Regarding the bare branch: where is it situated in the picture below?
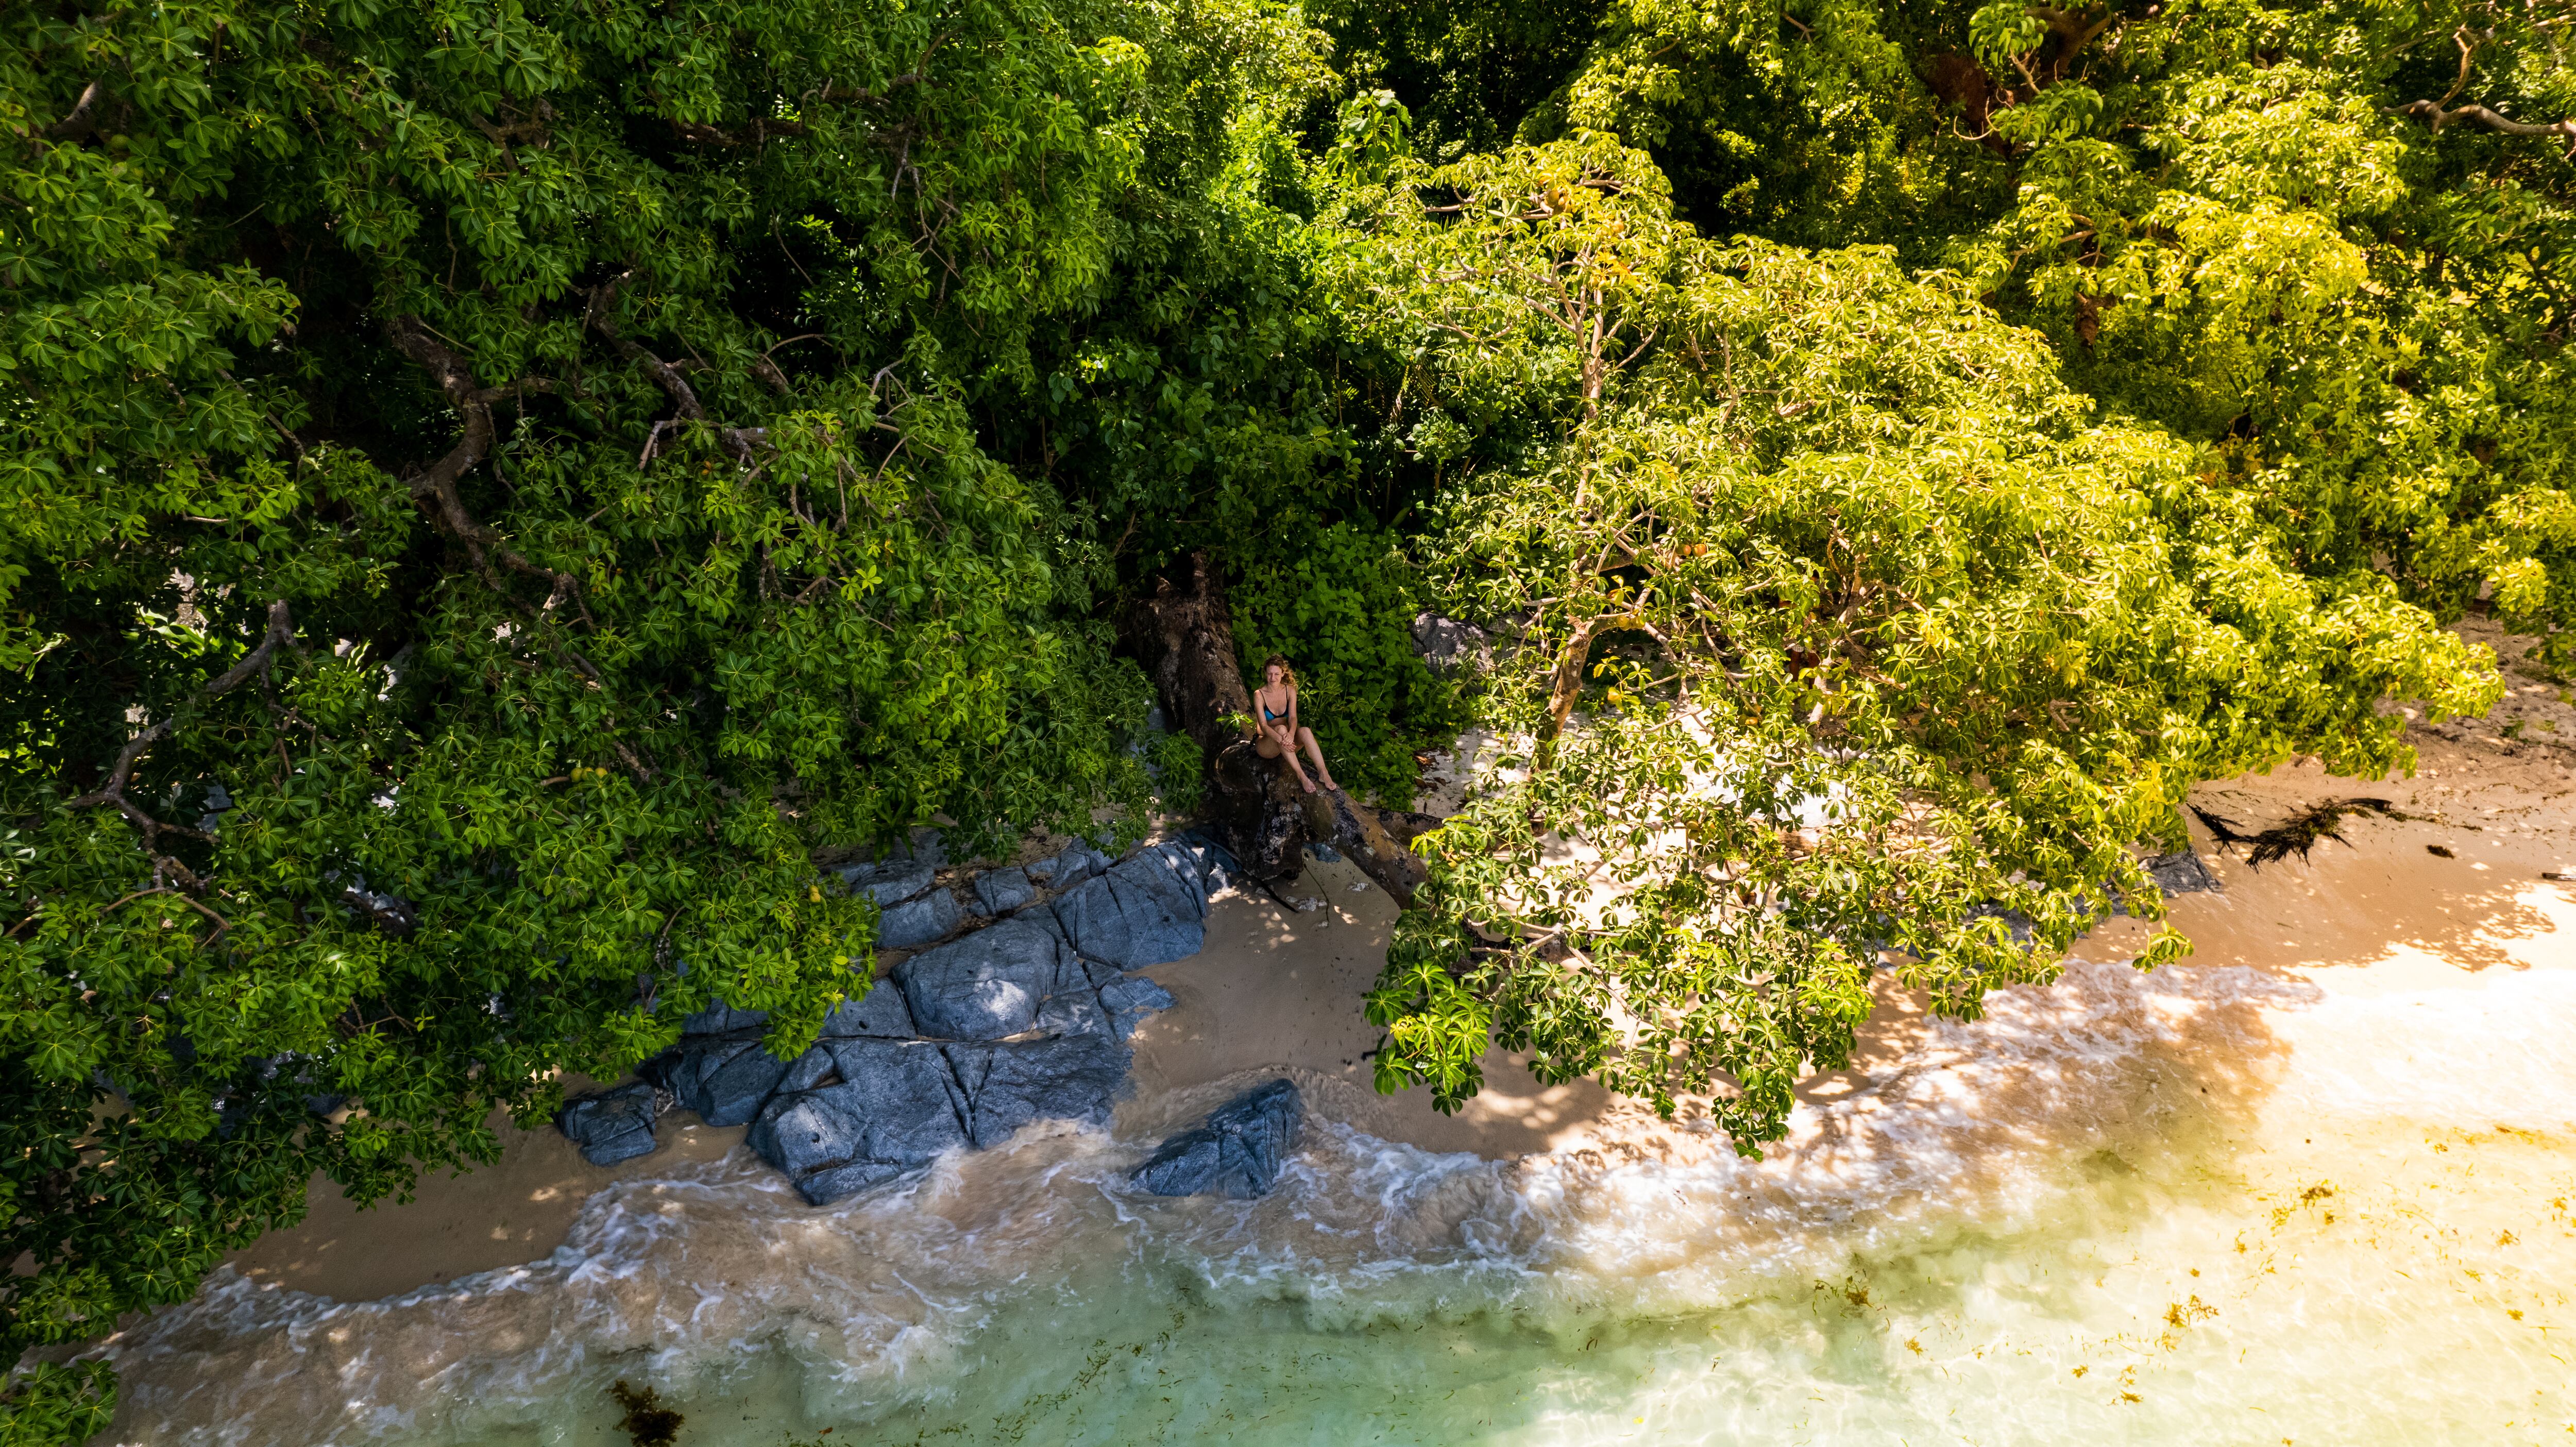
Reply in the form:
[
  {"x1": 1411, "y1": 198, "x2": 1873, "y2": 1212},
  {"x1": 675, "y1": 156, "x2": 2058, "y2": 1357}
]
[
  {"x1": 66, "y1": 600, "x2": 298, "y2": 870},
  {"x1": 97, "y1": 886, "x2": 232, "y2": 938},
  {"x1": 383, "y1": 315, "x2": 600, "y2": 624},
  {"x1": 2393, "y1": 97, "x2": 2576, "y2": 146},
  {"x1": 585, "y1": 275, "x2": 768, "y2": 463}
]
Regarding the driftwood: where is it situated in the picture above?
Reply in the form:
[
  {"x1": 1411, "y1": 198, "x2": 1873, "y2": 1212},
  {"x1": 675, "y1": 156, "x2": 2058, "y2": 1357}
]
[{"x1": 1125, "y1": 552, "x2": 1429, "y2": 907}]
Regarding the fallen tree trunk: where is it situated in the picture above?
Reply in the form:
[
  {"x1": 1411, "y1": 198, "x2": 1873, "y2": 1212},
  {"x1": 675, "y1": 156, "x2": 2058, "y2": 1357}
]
[{"x1": 1125, "y1": 551, "x2": 1430, "y2": 907}]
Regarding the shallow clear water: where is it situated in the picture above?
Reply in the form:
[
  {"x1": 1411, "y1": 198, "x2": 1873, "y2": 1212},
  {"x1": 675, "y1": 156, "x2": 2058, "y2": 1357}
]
[{"x1": 89, "y1": 959, "x2": 2576, "y2": 1445}]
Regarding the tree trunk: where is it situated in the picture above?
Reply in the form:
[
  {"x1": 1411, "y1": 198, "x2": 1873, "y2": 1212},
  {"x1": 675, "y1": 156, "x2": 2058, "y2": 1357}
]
[{"x1": 1125, "y1": 551, "x2": 1429, "y2": 907}]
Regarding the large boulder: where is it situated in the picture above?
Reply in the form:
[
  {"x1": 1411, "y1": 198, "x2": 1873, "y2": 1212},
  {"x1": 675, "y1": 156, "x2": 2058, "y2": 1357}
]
[
  {"x1": 748, "y1": 1040, "x2": 972, "y2": 1205},
  {"x1": 1050, "y1": 844, "x2": 1209, "y2": 970},
  {"x1": 1131, "y1": 1079, "x2": 1302, "y2": 1199},
  {"x1": 656, "y1": 1035, "x2": 798, "y2": 1127},
  {"x1": 942, "y1": 1033, "x2": 1132, "y2": 1149},
  {"x1": 557, "y1": 1081, "x2": 659, "y2": 1167},
  {"x1": 875, "y1": 889, "x2": 960, "y2": 949},
  {"x1": 1121, "y1": 841, "x2": 1211, "y2": 917},
  {"x1": 893, "y1": 917, "x2": 1088, "y2": 1040}
]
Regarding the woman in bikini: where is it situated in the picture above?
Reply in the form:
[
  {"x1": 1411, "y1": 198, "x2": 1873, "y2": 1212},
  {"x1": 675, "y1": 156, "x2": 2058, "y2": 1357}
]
[{"x1": 1252, "y1": 654, "x2": 1337, "y2": 794}]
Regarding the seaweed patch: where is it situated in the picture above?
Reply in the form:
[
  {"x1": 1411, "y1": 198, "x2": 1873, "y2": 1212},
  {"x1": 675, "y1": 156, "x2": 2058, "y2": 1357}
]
[
  {"x1": 2189, "y1": 798, "x2": 2409, "y2": 869},
  {"x1": 609, "y1": 1380, "x2": 683, "y2": 1447}
]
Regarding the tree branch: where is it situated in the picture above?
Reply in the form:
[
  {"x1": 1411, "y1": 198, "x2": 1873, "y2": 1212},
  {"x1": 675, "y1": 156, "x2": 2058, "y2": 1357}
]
[
  {"x1": 66, "y1": 600, "x2": 297, "y2": 875},
  {"x1": 584, "y1": 275, "x2": 767, "y2": 463},
  {"x1": 383, "y1": 315, "x2": 596, "y2": 622},
  {"x1": 97, "y1": 887, "x2": 232, "y2": 938},
  {"x1": 2392, "y1": 98, "x2": 2576, "y2": 146}
]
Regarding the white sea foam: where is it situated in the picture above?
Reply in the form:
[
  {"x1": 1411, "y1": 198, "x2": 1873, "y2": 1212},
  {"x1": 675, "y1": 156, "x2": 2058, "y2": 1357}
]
[{"x1": 82, "y1": 958, "x2": 2576, "y2": 1444}]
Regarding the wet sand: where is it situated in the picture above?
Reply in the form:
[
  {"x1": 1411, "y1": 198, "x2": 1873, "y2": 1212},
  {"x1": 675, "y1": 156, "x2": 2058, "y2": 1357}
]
[{"x1": 225, "y1": 618, "x2": 2576, "y2": 1304}]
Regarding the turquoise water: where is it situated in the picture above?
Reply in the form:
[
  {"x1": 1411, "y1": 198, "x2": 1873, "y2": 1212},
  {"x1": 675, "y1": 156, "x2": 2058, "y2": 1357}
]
[{"x1": 87, "y1": 960, "x2": 2576, "y2": 1445}]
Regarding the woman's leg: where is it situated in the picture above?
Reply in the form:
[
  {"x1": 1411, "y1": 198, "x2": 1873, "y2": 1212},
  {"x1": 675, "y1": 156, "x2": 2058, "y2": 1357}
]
[
  {"x1": 1262, "y1": 730, "x2": 1315, "y2": 791},
  {"x1": 1296, "y1": 727, "x2": 1337, "y2": 791}
]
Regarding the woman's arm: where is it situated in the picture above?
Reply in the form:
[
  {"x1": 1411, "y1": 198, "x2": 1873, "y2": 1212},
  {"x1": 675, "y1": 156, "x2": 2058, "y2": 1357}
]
[{"x1": 1260, "y1": 689, "x2": 1294, "y2": 747}]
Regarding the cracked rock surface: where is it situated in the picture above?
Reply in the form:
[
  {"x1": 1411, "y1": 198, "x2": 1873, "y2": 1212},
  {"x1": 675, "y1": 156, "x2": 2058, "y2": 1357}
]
[
  {"x1": 586, "y1": 832, "x2": 1231, "y2": 1204},
  {"x1": 1130, "y1": 1079, "x2": 1303, "y2": 1199}
]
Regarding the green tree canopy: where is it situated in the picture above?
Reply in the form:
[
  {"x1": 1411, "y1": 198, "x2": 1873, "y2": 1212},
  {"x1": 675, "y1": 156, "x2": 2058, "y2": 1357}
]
[
  {"x1": 7, "y1": 0, "x2": 2573, "y2": 1436},
  {"x1": 1343, "y1": 136, "x2": 2498, "y2": 1134},
  {"x1": 1, "y1": 0, "x2": 1340, "y2": 1431}
]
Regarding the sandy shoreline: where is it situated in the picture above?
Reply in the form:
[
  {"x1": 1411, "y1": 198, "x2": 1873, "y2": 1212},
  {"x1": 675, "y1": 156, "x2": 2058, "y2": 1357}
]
[{"x1": 225, "y1": 620, "x2": 2576, "y2": 1305}]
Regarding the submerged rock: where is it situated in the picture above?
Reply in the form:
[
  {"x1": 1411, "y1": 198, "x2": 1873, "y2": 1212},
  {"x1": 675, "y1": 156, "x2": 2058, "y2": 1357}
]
[
  {"x1": 557, "y1": 1081, "x2": 659, "y2": 1166},
  {"x1": 1130, "y1": 1079, "x2": 1301, "y2": 1199},
  {"x1": 749, "y1": 1040, "x2": 971, "y2": 1205}
]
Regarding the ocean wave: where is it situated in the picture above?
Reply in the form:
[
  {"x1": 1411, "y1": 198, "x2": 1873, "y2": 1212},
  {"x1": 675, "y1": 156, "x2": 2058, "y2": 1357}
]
[{"x1": 79, "y1": 958, "x2": 2576, "y2": 1444}]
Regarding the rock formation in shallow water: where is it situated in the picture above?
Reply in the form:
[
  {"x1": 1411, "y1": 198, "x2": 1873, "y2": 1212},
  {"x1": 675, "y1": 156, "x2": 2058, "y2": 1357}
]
[
  {"x1": 556, "y1": 1080, "x2": 662, "y2": 1166},
  {"x1": 1130, "y1": 1078, "x2": 1303, "y2": 1199},
  {"x1": 574, "y1": 833, "x2": 1217, "y2": 1201}
]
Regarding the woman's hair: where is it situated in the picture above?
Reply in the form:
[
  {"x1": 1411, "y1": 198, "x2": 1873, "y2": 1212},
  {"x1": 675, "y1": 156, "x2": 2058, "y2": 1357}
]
[{"x1": 1261, "y1": 653, "x2": 1295, "y2": 685}]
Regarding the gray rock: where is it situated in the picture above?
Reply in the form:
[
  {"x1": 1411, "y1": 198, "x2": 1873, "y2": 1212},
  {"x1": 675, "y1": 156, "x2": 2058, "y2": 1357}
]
[
  {"x1": 973, "y1": 866, "x2": 1036, "y2": 916},
  {"x1": 1131, "y1": 1079, "x2": 1302, "y2": 1199},
  {"x1": 1044, "y1": 843, "x2": 1111, "y2": 889},
  {"x1": 834, "y1": 859, "x2": 936, "y2": 907},
  {"x1": 2147, "y1": 849, "x2": 2219, "y2": 896},
  {"x1": 942, "y1": 1032, "x2": 1132, "y2": 1148},
  {"x1": 1092, "y1": 969, "x2": 1177, "y2": 1040},
  {"x1": 1411, "y1": 613, "x2": 1490, "y2": 674},
  {"x1": 1018, "y1": 905, "x2": 1070, "y2": 947},
  {"x1": 875, "y1": 889, "x2": 960, "y2": 949},
  {"x1": 557, "y1": 1081, "x2": 660, "y2": 1166},
  {"x1": 748, "y1": 1040, "x2": 971, "y2": 1205},
  {"x1": 893, "y1": 917, "x2": 1087, "y2": 1041},
  {"x1": 1035, "y1": 989, "x2": 1111, "y2": 1040},
  {"x1": 775, "y1": 1043, "x2": 839, "y2": 1095},
  {"x1": 1170, "y1": 832, "x2": 1241, "y2": 890},
  {"x1": 820, "y1": 984, "x2": 915, "y2": 1038},
  {"x1": 659, "y1": 1036, "x2": 799, "y2": 1127},
  {"x1": 897, "y1": 828, "x2": 950, "y2": 870},
  {"x1": 1305, "y1": 842, "x2": 1343, "y2": 864},
  {"x1": 1050, "y1": 869, "x2": 1205, "y2": 971},
  {"x1": 1122, "y1": 841, "x2": 1211, "y2": 919}
]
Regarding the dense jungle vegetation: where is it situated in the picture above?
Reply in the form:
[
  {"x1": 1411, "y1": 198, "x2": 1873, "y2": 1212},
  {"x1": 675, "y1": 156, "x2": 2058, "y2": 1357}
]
[{"x1": 4, "y1": 0, "x2": 2569, "y2": 1433}]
